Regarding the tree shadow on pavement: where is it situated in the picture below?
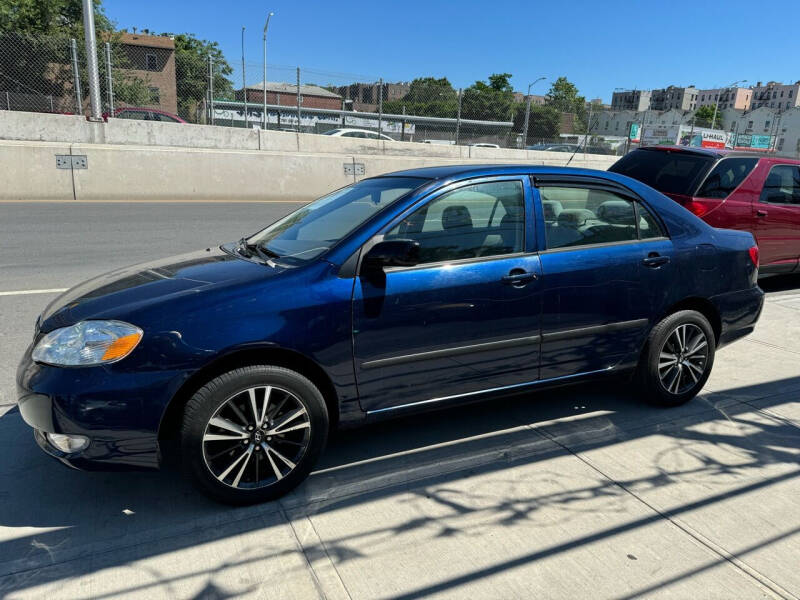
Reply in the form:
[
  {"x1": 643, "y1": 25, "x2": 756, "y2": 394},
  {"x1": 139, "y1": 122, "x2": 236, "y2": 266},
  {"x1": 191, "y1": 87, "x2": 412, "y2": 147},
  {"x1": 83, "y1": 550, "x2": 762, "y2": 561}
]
[{"x1": 0, "y1": 376, "x2": 797, "y2": 598}]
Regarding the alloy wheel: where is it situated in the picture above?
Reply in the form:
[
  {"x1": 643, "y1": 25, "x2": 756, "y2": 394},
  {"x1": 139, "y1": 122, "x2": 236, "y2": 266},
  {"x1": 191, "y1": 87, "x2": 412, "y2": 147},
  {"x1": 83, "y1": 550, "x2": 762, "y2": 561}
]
[
  {"x1": 657, "y1": 323, "x2": 709, "y2": 395},
  {"x1": 202, "y1": 385, "x2": 311, "y2": 489}
]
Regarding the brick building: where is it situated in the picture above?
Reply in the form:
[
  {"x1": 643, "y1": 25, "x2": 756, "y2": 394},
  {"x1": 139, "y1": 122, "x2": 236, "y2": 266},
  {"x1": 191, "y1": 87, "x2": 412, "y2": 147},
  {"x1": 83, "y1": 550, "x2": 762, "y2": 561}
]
[
  {"x1": 115, "y1": 33, "x2": 178, "y2": 114},
  {"x1": 239, "y1": 82, "x2": 342, "y2": 110},
  {"x1": 333, "y1": 82, "x2": 409, "y2": 112}
]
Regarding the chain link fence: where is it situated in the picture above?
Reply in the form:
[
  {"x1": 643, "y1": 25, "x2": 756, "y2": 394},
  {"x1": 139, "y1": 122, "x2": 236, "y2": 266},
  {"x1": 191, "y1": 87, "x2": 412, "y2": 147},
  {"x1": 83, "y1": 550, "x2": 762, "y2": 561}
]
[
  {"x1": 1, "y1": 30, "x2": 622, "y2": 151},
  {"x1": 0, "y1": 32, "x2": 78, "y2": 114}
]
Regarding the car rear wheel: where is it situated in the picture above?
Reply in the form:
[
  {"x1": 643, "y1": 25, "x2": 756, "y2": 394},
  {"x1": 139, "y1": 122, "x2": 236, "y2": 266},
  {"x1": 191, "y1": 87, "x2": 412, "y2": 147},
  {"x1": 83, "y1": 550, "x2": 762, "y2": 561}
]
[
  {"x1": 181, "y1": 365, "x2": 328, "y2": 505},
  {"x1": 637, "y1": 310, "x2": 715, "y2": 406}
]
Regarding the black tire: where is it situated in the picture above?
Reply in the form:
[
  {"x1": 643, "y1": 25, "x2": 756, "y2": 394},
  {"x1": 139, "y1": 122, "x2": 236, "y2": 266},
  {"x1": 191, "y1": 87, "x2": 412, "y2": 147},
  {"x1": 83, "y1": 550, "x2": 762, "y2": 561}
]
[
  {"x1": 637, "y1": 310, "x2": 715, "y2": 407},
  {"x1": 181, "y1": 365, "x2": 329, "y2": 505}
]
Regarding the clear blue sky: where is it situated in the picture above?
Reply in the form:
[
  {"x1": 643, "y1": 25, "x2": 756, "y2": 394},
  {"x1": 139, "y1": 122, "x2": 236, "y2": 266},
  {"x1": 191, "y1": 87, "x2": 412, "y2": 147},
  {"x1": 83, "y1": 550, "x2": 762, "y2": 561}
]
[{"x1": 105, "y1": 0, "x2": 800, "y2": 102}]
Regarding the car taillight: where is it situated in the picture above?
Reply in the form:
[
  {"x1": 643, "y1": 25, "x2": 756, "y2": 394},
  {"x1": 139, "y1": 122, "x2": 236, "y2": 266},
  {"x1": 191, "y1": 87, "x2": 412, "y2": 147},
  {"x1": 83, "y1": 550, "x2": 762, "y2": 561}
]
[
  {"x1": 748, "y1": 245, "x2": 759, "y2": 269},
  {"x1": 684, "y1": 198, "x2": 722, "y2": 218}
]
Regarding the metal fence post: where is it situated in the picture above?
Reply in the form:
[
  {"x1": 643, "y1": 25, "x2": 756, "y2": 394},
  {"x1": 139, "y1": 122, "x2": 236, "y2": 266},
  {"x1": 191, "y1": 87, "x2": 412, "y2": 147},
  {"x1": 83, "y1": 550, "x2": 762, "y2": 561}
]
[
  {"x1": 208, "y1": 56, "x2": 215, "y2": 125},
  {"x1": 377, "y1": 78, "x2": 383, "y2": 137},
  {"x1": 401, "y1": 105, "x2": 407, "y2": 142},
  {"x1": 81, "y1": 0, "x2": 103, "y2": 120},
  {"x1": 455, "y1": 88, "x2": 462, "y2": 145},
  {"x1": 70, "y1": 38, "x2": 83, "y2": 115},
  {"x1": 104, "y1": 42, "x2": 114, "y2": 115},
  {"x1": 296, "y1": 67, "x2": 301, "y2": 133},
  {"x1": 241, "y1": 27, "x2": 248, "y2": 129},
  {"x1": 5, "y1": 91, "x2": 10, "y2": 111}
]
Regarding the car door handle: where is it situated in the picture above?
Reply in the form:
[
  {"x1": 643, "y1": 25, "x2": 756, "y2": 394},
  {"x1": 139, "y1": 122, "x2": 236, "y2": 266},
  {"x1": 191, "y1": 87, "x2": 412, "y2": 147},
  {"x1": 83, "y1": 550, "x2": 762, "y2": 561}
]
[
  {"x1": 642, "y1": 255, "x2": 670, "y2": 268},
  {"x1": 756, "y1": 209, "x2": 768, "y2": 217},
  {"x1": 501, "y1": 271, "x2": 538, "y2": 285}
]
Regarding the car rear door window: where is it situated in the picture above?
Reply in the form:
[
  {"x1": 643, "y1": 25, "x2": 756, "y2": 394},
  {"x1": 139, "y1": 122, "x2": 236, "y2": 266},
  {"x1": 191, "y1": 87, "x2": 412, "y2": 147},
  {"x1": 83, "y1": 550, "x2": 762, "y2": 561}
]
[
  {"x1": 384, "y1": 180, "x2": 525, "y2": 264},
  {"x1": 696, "y1": 158, "x2": 758, "y2": 198},
  {"x1": 541, "y1": 187, "x2": 662, "y2": 249},
  {"x1": 760, "y1": 165, "x2": 800, "y2": 205}
]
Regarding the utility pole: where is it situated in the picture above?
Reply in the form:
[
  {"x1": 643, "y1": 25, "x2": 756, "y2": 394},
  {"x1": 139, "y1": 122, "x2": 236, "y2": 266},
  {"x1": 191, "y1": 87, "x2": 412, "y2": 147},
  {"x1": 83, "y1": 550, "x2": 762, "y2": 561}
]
[
  {"x1": 262, "y1": 12, "x2": 274, "y2": 130},
  {"x1": 81, "y1": 0, "x2": 103, "y2": 120}
]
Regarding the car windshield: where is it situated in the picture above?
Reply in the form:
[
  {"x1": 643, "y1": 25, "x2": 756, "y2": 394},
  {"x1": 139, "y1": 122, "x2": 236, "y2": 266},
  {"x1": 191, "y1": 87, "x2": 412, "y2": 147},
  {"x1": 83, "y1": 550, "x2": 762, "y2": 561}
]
[
  {"x1": 609, "y1": 149, "x2": 715, "y2": 196},
  {"x1": 246, "y1": 177, "x2": 428, "y2": 265},
  {"x1": 322, "y1": 129, "x2": 342, "y2": 135}
]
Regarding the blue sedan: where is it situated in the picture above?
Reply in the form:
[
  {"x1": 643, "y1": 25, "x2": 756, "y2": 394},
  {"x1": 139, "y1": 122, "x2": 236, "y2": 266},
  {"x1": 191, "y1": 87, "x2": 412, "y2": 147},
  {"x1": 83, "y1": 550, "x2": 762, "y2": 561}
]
[{"x1": 17, "y1": 165, "x2": 764, "y2": 504}]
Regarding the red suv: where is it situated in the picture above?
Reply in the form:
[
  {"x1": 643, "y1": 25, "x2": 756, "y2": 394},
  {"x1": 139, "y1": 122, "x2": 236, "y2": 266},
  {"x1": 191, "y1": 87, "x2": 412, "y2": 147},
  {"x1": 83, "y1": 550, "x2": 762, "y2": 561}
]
[{"x1": 610, "y1": 146, "x2": 800, "y2": 274}]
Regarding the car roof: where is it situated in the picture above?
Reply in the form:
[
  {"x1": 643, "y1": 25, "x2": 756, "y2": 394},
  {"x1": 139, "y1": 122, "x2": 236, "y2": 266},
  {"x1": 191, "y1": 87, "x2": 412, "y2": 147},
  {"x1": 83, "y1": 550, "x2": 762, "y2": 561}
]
[
  {"x1": 374, "y1": 164, "x2": 627, "y2": 182},
  {"x1": 638, "y1": 145, "x2": 762, "y2": 159},
  {"x1": 637, "y1": 145, "x2": 800, "y2": 164}
]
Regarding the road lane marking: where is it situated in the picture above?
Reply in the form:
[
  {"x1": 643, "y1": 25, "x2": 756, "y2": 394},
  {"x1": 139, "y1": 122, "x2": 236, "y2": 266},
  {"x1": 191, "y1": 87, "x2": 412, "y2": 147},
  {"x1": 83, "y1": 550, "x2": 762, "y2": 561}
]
[{"x1": 0, "y1": 288, "x2": 67, "y2": 297}]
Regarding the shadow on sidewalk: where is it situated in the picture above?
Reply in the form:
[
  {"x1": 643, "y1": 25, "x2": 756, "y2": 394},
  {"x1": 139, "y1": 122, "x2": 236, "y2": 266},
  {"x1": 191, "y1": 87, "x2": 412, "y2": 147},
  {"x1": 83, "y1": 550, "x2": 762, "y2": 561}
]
[{"x1": 0, "y1": 376, "x2": 797, "y2": 598}]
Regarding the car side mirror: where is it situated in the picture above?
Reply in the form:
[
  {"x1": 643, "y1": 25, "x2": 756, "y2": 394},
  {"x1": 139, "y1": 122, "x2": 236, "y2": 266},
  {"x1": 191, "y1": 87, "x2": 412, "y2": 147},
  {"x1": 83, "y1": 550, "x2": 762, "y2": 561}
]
[{"x1": 362, "y1": 239, "x2": 420, "y2": 270}]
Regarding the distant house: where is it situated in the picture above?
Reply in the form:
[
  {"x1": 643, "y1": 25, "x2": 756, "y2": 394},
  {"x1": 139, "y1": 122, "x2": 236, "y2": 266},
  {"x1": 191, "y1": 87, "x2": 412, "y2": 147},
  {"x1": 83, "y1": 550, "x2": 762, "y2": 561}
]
[
  {"x1": 113, "y1": 33, "x2": 178, "y2": 114},
  {"x1": 332, "y1": 82, "x2": 409, "y2": 112},
  {"x1": 238, "y1": 82, "x2": 342, "y2": 110}
]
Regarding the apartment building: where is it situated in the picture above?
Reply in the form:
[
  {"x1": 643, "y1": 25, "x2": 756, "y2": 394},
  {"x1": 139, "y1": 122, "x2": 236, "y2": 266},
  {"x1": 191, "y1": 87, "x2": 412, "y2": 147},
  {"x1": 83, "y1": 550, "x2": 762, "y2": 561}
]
[
  {"x1": 750, "y1": 81, "x2": 800, "y2": 112},
  {"x1": 610, "y1": 89, "x2": 651, "y2": 111},
  {"x1": 650, "y1": 86, "x2": 698, "y2": 111},
  {"x1": 695, "y1": 87, "x2": 752, "y2": 111}
]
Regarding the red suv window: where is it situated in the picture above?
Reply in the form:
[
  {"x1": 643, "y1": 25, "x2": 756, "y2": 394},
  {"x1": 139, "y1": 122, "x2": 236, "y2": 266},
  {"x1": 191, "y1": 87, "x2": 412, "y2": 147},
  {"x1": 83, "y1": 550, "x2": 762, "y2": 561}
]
[{"x1": 695, "y1": 157, "x2": 758, "y2": 199}]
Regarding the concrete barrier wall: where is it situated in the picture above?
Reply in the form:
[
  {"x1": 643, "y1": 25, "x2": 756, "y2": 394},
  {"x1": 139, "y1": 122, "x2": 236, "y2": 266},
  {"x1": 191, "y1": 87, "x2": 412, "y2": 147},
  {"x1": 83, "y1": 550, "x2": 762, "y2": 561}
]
[{"x1": 0, "y1": 111, "x2": 618, "y2": 202}]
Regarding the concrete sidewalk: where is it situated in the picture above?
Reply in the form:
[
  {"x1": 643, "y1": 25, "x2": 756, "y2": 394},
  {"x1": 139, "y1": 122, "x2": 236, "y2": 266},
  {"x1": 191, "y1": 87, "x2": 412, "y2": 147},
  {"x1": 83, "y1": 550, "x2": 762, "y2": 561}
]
[{"x1": 0, "y1": 292, "x2": 798, "y2": 599}]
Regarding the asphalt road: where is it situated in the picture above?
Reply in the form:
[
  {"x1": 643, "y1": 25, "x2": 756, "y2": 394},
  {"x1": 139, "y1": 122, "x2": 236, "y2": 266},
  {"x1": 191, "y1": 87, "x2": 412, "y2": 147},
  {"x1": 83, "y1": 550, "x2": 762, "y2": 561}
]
[{"x1": 1, "y1": 202, "x2": 799, "y2": 599}]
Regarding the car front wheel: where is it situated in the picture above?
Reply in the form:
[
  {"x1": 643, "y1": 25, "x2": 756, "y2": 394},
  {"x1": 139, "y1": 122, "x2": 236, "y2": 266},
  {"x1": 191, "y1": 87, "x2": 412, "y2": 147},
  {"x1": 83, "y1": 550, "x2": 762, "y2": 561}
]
[
  {"x1": 181, "y1": 365, "x2": 329, "y2": 505},
  {"x1": 638, "y1": 310, "x2": 715, "y2": 406}
]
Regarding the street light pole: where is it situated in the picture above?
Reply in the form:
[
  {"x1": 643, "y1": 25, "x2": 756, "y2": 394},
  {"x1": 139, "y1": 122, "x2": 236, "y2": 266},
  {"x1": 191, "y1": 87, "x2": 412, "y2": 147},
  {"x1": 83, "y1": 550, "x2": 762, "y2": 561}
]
[
  {"x1": 522, "y1": 76, "x2": 546, "y2": 148},
  {"x1": 262, "y1": 12, "x2": 274, "y2": 130},
  {"x1": 712, "y1": 79, "x2": 747, "y2": 131}
]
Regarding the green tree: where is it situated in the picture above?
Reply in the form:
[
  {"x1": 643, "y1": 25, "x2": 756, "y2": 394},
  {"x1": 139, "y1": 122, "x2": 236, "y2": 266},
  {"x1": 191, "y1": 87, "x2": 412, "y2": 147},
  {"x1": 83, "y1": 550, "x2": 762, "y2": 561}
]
[
  {"x1": 514, "y1": 103, "x2": 560, "y2": 141},
  {"x1": 545, "y1": 76, "x2": 587, "y2": 130},
  {"x1": 0, "y1": 0, "x2": 112, "y2": 35},
  {"x1": 692, "y1": 105, "x2": 723, "y2": 129},
  {"x1": 160, "y1": 32, "x2": 234, "y2": 121},
  {"x1": 383, "y1": 76, "x2": 458, "y2": 118},
  {"x1": 461, "y1": 72, "x2": 515, "y2": 121}
]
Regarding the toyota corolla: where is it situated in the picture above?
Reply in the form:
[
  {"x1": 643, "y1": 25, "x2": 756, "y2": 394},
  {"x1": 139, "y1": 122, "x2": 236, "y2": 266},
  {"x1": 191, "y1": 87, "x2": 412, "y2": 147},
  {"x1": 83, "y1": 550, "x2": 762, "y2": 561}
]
[{"x1": 17, "y1": 165, "x2": 764, "y2": 504}]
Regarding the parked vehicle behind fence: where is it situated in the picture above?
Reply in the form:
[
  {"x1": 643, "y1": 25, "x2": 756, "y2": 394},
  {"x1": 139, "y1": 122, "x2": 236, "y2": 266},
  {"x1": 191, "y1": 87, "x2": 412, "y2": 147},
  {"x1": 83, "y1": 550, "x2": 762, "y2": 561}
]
[
  {"x1": 322, "y1": 128, "x2": 393, "y2": 140},
  {"x1": 610, "y1": 146, "x2": 800, "y2": 274},
  {"x1": 17, "y1": 165, "x2": 763, "y2": 504}
]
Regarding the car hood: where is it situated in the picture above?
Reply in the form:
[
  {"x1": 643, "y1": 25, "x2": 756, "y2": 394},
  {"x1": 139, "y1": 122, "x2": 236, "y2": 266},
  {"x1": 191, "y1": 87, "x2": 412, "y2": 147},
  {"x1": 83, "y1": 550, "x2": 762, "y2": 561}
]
[{"x1": 39, "y1": 246, "x2": 279, "y2": 332}]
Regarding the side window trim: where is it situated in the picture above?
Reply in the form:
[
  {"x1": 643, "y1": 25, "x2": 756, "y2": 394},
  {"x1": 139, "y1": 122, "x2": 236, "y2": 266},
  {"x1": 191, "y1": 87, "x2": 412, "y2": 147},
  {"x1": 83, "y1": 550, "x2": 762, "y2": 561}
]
[{"x1": 357, "y1": 175, "x2": 530, "y2": 274}]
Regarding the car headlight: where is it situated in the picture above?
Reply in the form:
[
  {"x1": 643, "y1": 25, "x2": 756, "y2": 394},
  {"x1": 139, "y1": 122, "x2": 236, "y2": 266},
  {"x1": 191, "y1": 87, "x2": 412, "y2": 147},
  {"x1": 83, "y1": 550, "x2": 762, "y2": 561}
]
[{"x1": 32, "y1": 320, "x2": 143, "y2": 366}]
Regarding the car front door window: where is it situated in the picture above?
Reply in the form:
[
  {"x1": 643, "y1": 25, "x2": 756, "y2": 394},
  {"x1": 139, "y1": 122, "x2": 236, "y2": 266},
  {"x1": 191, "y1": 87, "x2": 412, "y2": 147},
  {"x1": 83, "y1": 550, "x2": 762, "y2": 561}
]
[
  {"x1": 352, "y1": 177, "x2": 541, "y2": 413},
  {"x1": 384, "y1": 180, "x2": 525, "y2": 263}
]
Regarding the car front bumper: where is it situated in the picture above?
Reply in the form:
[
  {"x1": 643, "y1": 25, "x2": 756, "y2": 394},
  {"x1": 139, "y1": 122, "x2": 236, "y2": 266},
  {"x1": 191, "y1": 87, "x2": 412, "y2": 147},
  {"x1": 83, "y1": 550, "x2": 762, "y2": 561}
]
[{"x1": 16, "y1": 347, "x2": 187, "y2": 471}]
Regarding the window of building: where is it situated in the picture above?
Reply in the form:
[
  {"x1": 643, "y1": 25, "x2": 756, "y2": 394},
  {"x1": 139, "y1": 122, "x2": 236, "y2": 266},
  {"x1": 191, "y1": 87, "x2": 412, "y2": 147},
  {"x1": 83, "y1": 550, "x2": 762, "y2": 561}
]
[
  {"x1": 748, "y1": 120, "x2": 753, "y2": 128},
  {"x1": 790, "y1": 90, "x2": 794, "y2": 98},
  {"x1": 385, "y1": 180, "x2": 525, "y2": 264},
  {"x1": 149, "y1": 86, "x2": 160, "y2": 104},
  {"x1": 765, "y1": 120, "x2": 771, "y2": 129},
  {"x1": 145, "y1": 53, "x2": 157, "y2": 71},
  {"x1": 780, "y1": 91, "x2": 784, "y2": 97}
]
